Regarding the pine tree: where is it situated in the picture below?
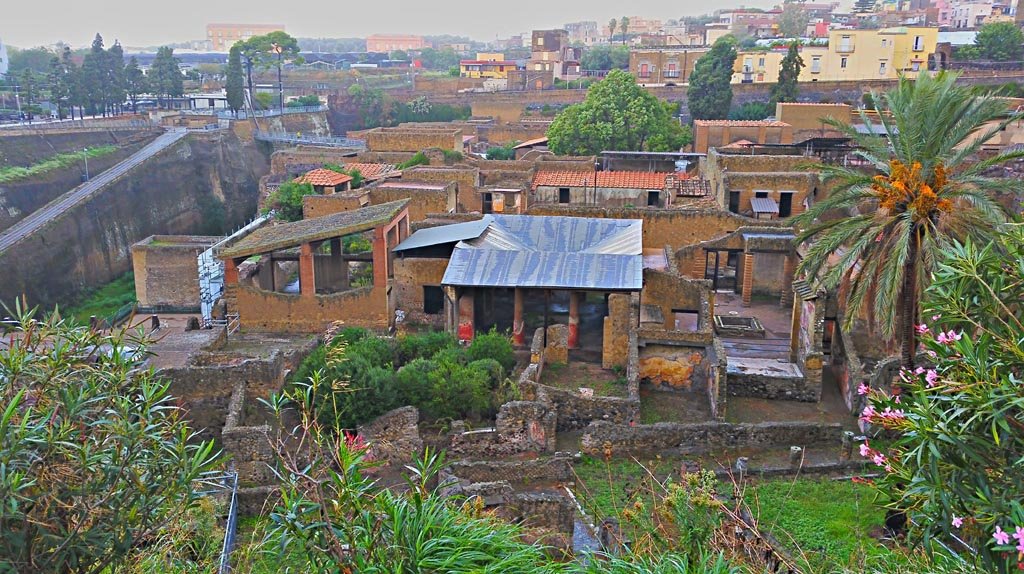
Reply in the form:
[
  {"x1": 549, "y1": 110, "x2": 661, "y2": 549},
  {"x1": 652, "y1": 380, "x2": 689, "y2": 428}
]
[
  {"x1": 61, "y1": 47, "x2": 81, "y2": 120},
  {"x1": 150, "y1": 46, "x2": 183, "y2": 107},
  {"x1": 771, "y1": 42, "x2": 804, "y2": 104},
  {"x1": 226, "y1": 46, "x2": 245, "y2": 115},
  {"x1": 124, "y1": 57, "x2": 146, "y2": 113},
  {"x1": 48, "y1": 55, "x2": 70, "y2": 120},
  {"x1": 688, "y1": 36, "x2": 737, "y2": 120},
  {"x1": 80, "y1": 34, "x2": 105, "y2": 116},
  {"x1": 106, "y1": 41, "x2": 127, "y2": 115}
]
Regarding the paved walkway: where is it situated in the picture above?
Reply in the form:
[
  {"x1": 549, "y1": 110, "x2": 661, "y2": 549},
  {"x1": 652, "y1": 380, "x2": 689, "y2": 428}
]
[{"x1": 0, "y1": 128, "x2": 187, "y2": 254}]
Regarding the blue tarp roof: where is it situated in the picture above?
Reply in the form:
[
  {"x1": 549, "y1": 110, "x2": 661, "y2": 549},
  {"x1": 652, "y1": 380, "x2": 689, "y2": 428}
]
[{"x1": 441, "y1": 215, "x2": 643, "y2": 291}]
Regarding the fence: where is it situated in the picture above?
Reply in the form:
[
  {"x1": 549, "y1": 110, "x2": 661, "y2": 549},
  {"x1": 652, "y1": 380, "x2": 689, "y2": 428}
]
[
  {"x1": 254, "y1": 130, "x2": 366, "y2": 149},
  {"x1": 193, "y1": 471, "x2": 240, "y2": 574},
  {"x1": 0, "y1": 118, "x2": 157, "y2": 134}
]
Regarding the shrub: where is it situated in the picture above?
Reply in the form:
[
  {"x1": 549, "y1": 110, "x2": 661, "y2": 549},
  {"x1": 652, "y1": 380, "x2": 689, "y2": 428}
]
[
  {"x1": 347, "y1": 336, "x2": 396, "y2": 368},
  {"x1": 397, "y1": 151, "x2": 430, "y2": 169},
  {"x1": 394, "y1": 358, "x2": 437, "y2": 408},
  {"x1": 427, "y1": 359, "x2": 492, "y2": 421},
  {"x1": 468, "y1": 358, "x2": 504, "y2": 387},
  {"x1": 485, "y1": 143, "x2": 517, "y2": 160},
  {"x1": 397, "y1": 331, "x2": 456, "y2": 364},
  {"x1": 466, "y1": 329, "x2": 516, "y2": 374},
  {"x1": 264, "y1": 181, "x2": 315, "y2": 222}
]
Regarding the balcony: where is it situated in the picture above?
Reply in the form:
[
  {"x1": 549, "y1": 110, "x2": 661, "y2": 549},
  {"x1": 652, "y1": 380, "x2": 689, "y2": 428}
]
[
  {"x1": 664, "y1": 70, "x2": 681, "y2": 78},
  {"x1": 835, "y1": 39, "x2": 855, "y2": 53}
]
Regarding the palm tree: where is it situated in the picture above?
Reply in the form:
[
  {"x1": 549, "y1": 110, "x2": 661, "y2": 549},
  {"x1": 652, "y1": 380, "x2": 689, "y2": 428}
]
[
  {"x1": 608, "y1": 19, "x2": 617, "y2": 43},
  {"x1": 620, "y1": 17, "x2": 630, "y2": 45},
  {"x1": 792, "y1": 71, "x2": 1021, "y2": 368}
]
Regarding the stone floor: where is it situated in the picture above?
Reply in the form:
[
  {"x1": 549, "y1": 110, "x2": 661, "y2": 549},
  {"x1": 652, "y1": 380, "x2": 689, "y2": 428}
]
[
  {"x1": 714, "y1": 291, "x2": 792, "y2": 360},
  {"x1": 138, "y1": 314, "x2": 222, "y2": 370},
  {"x1": 725, "y1": 367, "x2": 858, "y2": 431}
]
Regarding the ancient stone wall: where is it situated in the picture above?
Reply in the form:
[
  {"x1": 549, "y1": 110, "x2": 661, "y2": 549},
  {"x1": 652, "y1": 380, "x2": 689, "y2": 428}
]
[
  {"x1": 448, "y1": 400, "x2": 558, "y2": 457},
  {"x1": 392, "y1": 257, "x2": 449, "y2": 328},
  {"x1": 401, "y1": 166, "x2": 480, "y2": 212},
  {"x1": 581, "y1": 420, "x2": 844, "y2": 456},
  {"x1": 640, "y1": 269, "x2": 713, "y2": 332},
  {"x1": 234, "y1": 284, "x2": 388, "y2": 332},
  {"x1": 365, "y1": 127, "x2": 461, "y2": 153},
  {"x1": 445, "y1": 455, "x2": 574, "y2": 486},
  {"x1": 357, "y1": 406, "x2": 424, "y2": 465},
  {"x1": 726, "y1": 368, "x2": 822, "y2": 402},
  {"x1": 132, "y1": 235, "x2": 220, "y2": 310},
  {"x1": 221, "y1": 382, "x2": 276, "y2": 485},
  {"x1": 522, "y1": 380, "x2": 640, "y2": 431}
]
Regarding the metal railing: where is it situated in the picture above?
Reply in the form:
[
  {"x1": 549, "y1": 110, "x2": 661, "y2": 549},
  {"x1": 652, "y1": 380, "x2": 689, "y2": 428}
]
[
  {"x1": 193, "y1": 471, "x2": 240, "y2": 574},
  {"x1": 255, "y1": 130, "x2": 366, "y2": 149}
]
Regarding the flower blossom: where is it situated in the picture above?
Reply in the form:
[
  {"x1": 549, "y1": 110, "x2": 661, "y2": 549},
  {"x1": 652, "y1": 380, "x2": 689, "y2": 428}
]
[
  {"x1": 1014, "y1": 526, "x2": 1024, "y2": 553},
  {"x1": 931, "y1": 314, "x2": 941, "y2": 321},
  {"x1": 952, "y1": 515, "x2": 963, "y2": 529},
  {"x1": 994, "y1": 526, "x2": 1011, "y2": 546},
  {"x1": 860, "y1": 405, "x2": 876, "y2": 422},
  {"x1": 936, "y1": 330, "x2": 963, "y2": 345},
  {"x1": 879, "y1": 407, "x2": 906, "y2": 422},
  {"x1": 872, "y1": 452, "x2": 886, "y2": 466},
  {"x1": 860, "y1": 442, "x2": 872, "y2": 457},
  {"x1": 925, "y1": 369, "x2": 939, "y2": 387},
  {"x1": 857, "y1": 383, "x2": 870, "y2": 395},
  {"x1": 915, "y1": 324, "x2": 930, "y2": 334}
]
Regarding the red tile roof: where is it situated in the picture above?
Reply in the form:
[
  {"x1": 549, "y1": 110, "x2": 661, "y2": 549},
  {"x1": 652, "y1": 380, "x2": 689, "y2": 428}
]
[
  {"x1": 694, "y1": 120, "x2": 790, "y2": 127},
  {"x1": 295, "y1": 168, "x2": 353, "y2": 187},
  {"x1": 532, "y1": 170, "x2": 680, "y2": 191},
  {"x1": 344, "y1": 163, "x2": 397, "y2": 180}
]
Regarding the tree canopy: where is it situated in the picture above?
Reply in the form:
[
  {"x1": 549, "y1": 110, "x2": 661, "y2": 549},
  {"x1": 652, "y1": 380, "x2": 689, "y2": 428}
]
[
  {"x1": 777, "y1": 0, "x2": 811, "y2": 37},
  {"x1": 581, "y1": 45, "x2": 630, "y2": 71},
  {"x1": 149, "y1": 46, "x2": 183, "y2": 103},
  {"x1": 770, "y1": 41, "x2": 804, "y2": 104},
  {"x1": 973, "y1": 21, "x2": 1024, "y2": 62},
  {"x1": 225, "y1": 46, "x2": 245, "y2": 114},
  {"x1": 546, "y1": 69, "x2": 692, "y2": 155},
  {"x1": 688, "y1": 36, "x2": 738, "y2": 120}
]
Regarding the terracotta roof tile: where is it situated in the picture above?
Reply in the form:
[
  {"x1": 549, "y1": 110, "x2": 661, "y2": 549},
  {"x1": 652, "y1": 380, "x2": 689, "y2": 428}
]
[
  {"x1": 344, "y1": 163, "x2": 397, "y2": 180},
  {"x1": 693, "y1": 120, "x2": 790, "y2": 127},
  {"x1": 294, "y1": 168, "x2": 353, "y2": 187},
  {"x1": 532, "y1": 171, "x2": 680, "y2": 191}
]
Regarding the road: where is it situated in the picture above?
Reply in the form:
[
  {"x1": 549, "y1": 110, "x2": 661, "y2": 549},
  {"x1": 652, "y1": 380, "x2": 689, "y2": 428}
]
[{"x1": 0, "y1": 128, "x2": 187, "y2": 254}]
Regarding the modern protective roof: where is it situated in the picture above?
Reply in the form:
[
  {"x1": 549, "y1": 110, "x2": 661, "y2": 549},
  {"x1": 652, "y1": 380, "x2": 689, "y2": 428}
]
[
  {"x1": 441, "y1": 215, "x2": 643, "y2": 291},
  {"x1": 751, "y1": 197, "x2": 780, "y2": 214},
  {"x1": 393, "y1": 216, "x2": 493, "y2": 253},
  {"x1": 220, "y1": 199, "x2": 408, "y2": 259}
]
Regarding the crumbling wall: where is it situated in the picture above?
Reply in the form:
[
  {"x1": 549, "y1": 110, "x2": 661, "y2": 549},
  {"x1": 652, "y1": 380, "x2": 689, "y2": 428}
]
[
  {"x1": 726, "y1": 367, "x2": 822, "y2": 402},
  {"x1": 221, "y1": 382, "x2": 276, "y2": 486},
  {"x1": 445, "y1": 455, "x2": 574, "y2": 486},
  {"x1": 132, "y1": 235, "x2": 220, "y2": 310},
  {"x1": 357, "y1": 406, "x2": 424, "y2": 465},
  {"x1": 392, "y1": 257, "x2": 448, "y2": 328},
  {"x1": 365, "y1": 127, "x2": 461, "y2": 153},
  {"x1": 581, "y1": 420, "x2": 844, "y2": 456},
  {"x1": 234, "y1": 284, "x2": 388, "y2": 332},
  {"x1": 448, "y1": 400, "x2": 558, "y2": 457}
]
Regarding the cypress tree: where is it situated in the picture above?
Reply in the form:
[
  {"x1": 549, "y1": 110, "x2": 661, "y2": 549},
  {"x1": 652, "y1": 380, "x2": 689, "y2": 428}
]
[
  {"x1": 771, "y1": 42, "x2": 804, "y2": 104},
  {"x1": 226, "y1": 46, "x2": 245, "y2": 115},
  {"x1": 688, "y1": 36, "x2": 737, "y2": 120}
]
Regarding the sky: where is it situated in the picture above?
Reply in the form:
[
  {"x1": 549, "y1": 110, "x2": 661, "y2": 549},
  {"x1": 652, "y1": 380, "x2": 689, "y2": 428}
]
[{"x1": 1, "y1": 0, "x2": 786, "y2": 50}]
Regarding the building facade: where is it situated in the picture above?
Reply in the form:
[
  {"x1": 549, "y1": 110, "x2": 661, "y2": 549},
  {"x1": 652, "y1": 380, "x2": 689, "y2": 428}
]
[
  {"x1": 629, "y1": 48, "x2": 708, "y2": 84},
  {"x1": 366, "y1": 34, "x2": 429, "y2": 53},
  {"x1": 206, "y1": 23, "x2": 284, "y2": 52},
  {"x1": 528, "y1": 30, "x2": 581, "y2": 81},
  {"x1": 459, "y1": 53, "x2": 520, "y2": 79},
  {"x1": 0, "y1": 37, "x2": 7, "y2": 76},
  {"x1": 564, "y1": 21, "x2": 604, "y2": 46}
]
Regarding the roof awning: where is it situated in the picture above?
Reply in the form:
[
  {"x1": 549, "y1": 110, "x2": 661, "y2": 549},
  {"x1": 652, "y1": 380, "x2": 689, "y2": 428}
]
[
  {"x1": 751, "y1": 197, "x2": 780, "y2": 214},
  {"x1": 393, "y1": 216, "x2": 492, "y2": 253}
]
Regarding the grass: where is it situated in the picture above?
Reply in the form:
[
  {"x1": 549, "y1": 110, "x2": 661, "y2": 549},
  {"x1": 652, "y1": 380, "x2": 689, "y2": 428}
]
[
  {"x1": 232, "y1": 517, "x2": 312, "y2": 574},
  {"x1": 0, "y1": 145, "x2": 119, "y2": 184},
  {"x1": 745, "y1": 477, "x2": 903, "y2": 573},
  {"x1": 541, "y1": 362, "x2": 628, "y2": 397},
  {"x1": 63, "y1": 272, "x2": 137, "y2": 324}
]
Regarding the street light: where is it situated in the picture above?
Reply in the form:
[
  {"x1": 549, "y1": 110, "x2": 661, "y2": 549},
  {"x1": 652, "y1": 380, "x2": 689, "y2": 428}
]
[
  {"x1": 83, "y1": 148, "x2": 90, "y2": 181},
  {"x1": 271, "y1": 43, "x2": 284, "y2": 114}
]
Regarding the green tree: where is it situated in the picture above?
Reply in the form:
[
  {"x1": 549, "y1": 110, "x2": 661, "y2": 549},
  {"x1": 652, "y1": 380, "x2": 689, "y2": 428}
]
[
  {"x1": 688, "y1": 36, "x2": 737, "y2": 120},
  {"x1": 79, "y1": 34, "x2": 106, "y2": 115},
  {"x1": 7, "y1": 46, "x2": 53, "y2": 74},
  {"x1": 149, "y1": 46, "x2": 183, "y2": 107},
  {"x1": 857, "y1": 225, "x2": 1024, "y2": 573},
  {"x1": 485, "y1": 142, "x2": 518, "y2": 160},
  {"x1": 0, "y1": 307, "x2": 219, "y2": 574},
  {"x1": 581, "y1": 45, "x2": 630, "y2": 70},
  {"x1": 106, "y1": 41, "x2": 127, "y2": 115},
  {"x1": 47, "y1": 54, "x2": 72, "y2": 120},
  {"x1": 390, "y1": 49, "x2": 409, "y2": 60},
  {"x1": 124, "y1": 56, "x2": 146, "y2": 113},
  {"x1": 235, "y1": 31, "x2": 301, "y2": 108},
  {"x1": 18, "y1": 68, "x2": 37, "y2": 119},
  {"x1": 226, "y1": 46, "x2": 245, "y2": 115},
  {"x1": 546, "y1": 69, "x2": 692, "y2": 155},
  {"x1": 777, "y1": 0, "x2": 811, "y2": 37},
  {"x1": 347, "y1": 83, "x2": 387, "y2": 129},
  {"x1": 771, "y1": 41, "x2": 804, "y2": 104},
  {"x1": 265, "y1": 180, "x2": 315, "y2": 222},
  {"x1": 792, "y1": 71, "x2": 1019, "y2": 368},
  {"x1": 608, "y1": 18, "x2": 618, "y2": 43},
  {"x1": 61, "y1": 47, "x2": 82, "y2": 120},
  {"x1": 973, "y1": 21, "x2": 1024, "y2": 62},
  {"x1": 728, "y1": 101, "x2": 774, "y2": 120},
  {"x1": 416, "y1": 47, "x2": 460, "y2": 70},
  {"x1": 620, "y1": 16, "x2": 630, "y2": 44}
]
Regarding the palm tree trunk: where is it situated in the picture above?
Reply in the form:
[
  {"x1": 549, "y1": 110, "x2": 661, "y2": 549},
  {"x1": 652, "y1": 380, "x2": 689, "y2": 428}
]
[{"x1": 901, "y1": 231, "x2": 919, "y2": 369}]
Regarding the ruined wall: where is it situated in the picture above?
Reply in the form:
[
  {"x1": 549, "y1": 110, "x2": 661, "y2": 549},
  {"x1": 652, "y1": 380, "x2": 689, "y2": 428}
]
[
  {"x1": 365, "y1": 127, "x2": 461, "y2": 153},
  {"x1": 254, "y1": 111, "x2": 332, "y2": 137},
  {"x1": 521, "y1": 380, "x2": 640, "y2": 431},
  {"x1": 639, "y1": 344, "x2": 709, "y2": 393},
  {"x1": 581, "y1": 420, "x2": 844, "y2": 456},
  {"x1": 602, "y1": 293, "x2": 633, "y2": 370},
  {"x1": 393, "y1": 257, "x2": 448, "y2": 327},
  {"x1": 357, "y1": 406, "x2": 424, "y2": 465},
  {"x1": 401, "y1": 166, "x2": 480, "y2": 212},
  {"x1": 445, "y1": 455, "x2": 574, "y2": 486},
  {"x1": 1, "y1": 131, "x2": 268, "y2": 309},
  {"x1": 752, "y1": 251, "x2": 787, "y2": 295},
  {"x1": 640, "y1": 269, "x2": 713, "y2": 332},
  {"x1": 234, "y1": 284, "x2": 389, "y2": 332},
  {"x1": 370, "y1": 186, "x2": 453, "y2": 221},
  {"x1": 302, "y1": 194, "x2": 364, "y2": 219},
  {"x1": 726, "y1": 366, "x2": 822, "y2": 402},
  {"x1": 132, "y1": 235, "x2": 219, "y2": 310}
]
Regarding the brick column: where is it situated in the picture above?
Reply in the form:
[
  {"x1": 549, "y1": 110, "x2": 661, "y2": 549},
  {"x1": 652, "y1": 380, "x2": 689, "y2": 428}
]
[
  {"x1": 372, "y1": 226, "x2": 388, "y2": 287},
  {"x1": 457, "y1": 290, "x2": 475, "y2": 343},
  {"x1": 568, "y1": 291, "x2": 581, "y2": 349},
  {"x1": 741, "y1": 252, "x2": 754, "y2": 307},
  {"x1": 513, "y1": 288, "x2": 525, "y2": 346},
  {"x1": 789, "y1": 296, "x2": 802, "y2": 363},
  {"x1": 299, "y1": 242, "x2": 315, "y2": 297},
  {"x1": 781, "y1": 253, "x2": 796, "y2": 307},
  {"x1": 223, "y1": 258, "x2": 240, "y2": 286}
]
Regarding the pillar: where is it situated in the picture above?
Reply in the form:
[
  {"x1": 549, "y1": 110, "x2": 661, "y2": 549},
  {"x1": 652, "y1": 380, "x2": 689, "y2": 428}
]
[
  {"x1": 223, "y1": 258, "x2": 240, "y2": 286},
  {"x1": 513, "y1": 288, "x2": 525, "y2": 346},
  {"x1": 568, "y1": 291, "x2": 581, "y2": 349},
  {"x1": 741, "y1": 252, "x2": 755, "y2": 307},
  {"x1": 781, "y1": 253, "x2": 796, "y2": 307},
  {"x1": 372, "y1": 226, "x2": 388, "y2": 287},
  {"x1": 299, "y1": 242, "x2": 315, "y2": 296},
  {"x1": 789, "y1": 295, "x2": 802, "y2": 363},
  {"x1": 457, "y1": 290, "x2": 475, "y2": 343}
]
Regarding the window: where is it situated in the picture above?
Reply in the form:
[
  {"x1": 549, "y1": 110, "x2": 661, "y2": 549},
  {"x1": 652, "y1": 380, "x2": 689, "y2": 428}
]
[
  {"x1": 665, "y1": 61, "x2": 679, "y2": 78},
  {"x1": 841, "y1": 57, "x2": 848, "y2": 69},
  {"x1": 481, "y1": 192, "x2": 493, "y2": 214},
  {"x1": 647, "y1": 191, "x2": 660, "y2": 207},
  {"x1": 755, "y1": 191, "x2": 769, "y2": 199},
  {"x1": 758, "y1": 57, "x2": 765, "y2": 68},
  {"x1": 838, "y1": 35, "x2": 853, "y2": 52},
  {"x1": 423, "y1": 286, "x2": 444, "y2": 315},
  {"x1": 728, "y1": 191, "x2": 741, "y2": 213},
  {"x1": 879, "y1": 61, "x2": 887, "y2": 75},
  {"x1": 537, "y1": 36, "x2": 544, "y2": 46},
  {"x1": 639, "y1": 62, "x2": 650, "y2": 78},
  {"x1": 911, "y1": 61, "x2": 921, "y2": 71},
  {"x1": 881, "y1": 38, "x2": 888, "y2": 48},
  {"x1": 559, "y1": 187, "x2": 571, "y2": 204},
  {"x1": 743, "y1": 57, "x2": 753, "y2": 72},
  {"x1": 811, "y1": 57, "x2": 821, "y2": 73},
  {"x1": 913, "y1": 35, "x2": 924, "y2": 51}
]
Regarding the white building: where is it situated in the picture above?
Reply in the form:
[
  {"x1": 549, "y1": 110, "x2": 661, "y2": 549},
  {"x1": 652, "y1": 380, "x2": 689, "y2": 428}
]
[{"x1": 0, "y1": 37, "x2": 8, "y2": 76}]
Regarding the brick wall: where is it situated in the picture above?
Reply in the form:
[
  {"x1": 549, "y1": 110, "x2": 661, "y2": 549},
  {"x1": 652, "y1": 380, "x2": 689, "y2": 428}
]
[
  {"x1": 393, "y1": 257, "x2": 449, "y2": 323},
  {"x1": 365, "y1": 127, "x2": 462, "y2": 153},
  {"x1": 581, "y1": 420, "x2": 844, "y2": 456},
  {"x1": 131, "y1": 235, "x2": 219, "y2": 310},
  {"x1": 235, "y1": 284, "x2": 389, "y2": 332},
  {"x1": 401, "y1": 166, "x2": 480, "y2": 212}
]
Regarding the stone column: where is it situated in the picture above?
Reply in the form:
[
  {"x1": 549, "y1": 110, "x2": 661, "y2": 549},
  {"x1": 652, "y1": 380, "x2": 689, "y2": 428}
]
[
  {"x1": 299, "y1": 242, "x2": 315, "y2": 297},
  {"x1": 741, "y1": 252, "x2": 755, "y2": 307},
  {"x1": 780, "y1": 253, "x2": 796, "y2": 307},
  {"x1": 568, "y1": 291, "x2": 581, "y2": 349},
  {"x1": 790, "y1": 295, "x2": 802, "y2": 363},
  {"x1": 457, "y1": 289, "x2": 475, "y2": 343},
  {"x1": 372, "y1": 226, "x2": 388, "y2": 287},
  {"x1": 513, "y1": 288, "x2": 525, "y2": 346},
  {"x1": 223, "y1": 258, "x2": 240, "y2": 286}
]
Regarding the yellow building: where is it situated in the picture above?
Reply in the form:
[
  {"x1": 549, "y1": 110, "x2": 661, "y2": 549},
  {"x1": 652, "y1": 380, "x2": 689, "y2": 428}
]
[
  {"x1": 206, "y1": 23, "x2": 284, "y2": 52},
  {"x1": 459, "y1": 53, "x2": 519, "y2": 79},
  {"x1": 732, "y1": 27, "x2": 939, "y2": 84}
]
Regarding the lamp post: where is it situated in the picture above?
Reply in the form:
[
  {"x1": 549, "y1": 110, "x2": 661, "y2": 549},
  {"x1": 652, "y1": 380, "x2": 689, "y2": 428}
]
[
  {"x1": 271, "y1": 43, "x2": 284, "y2": 114},
  {"x1": 83, "y1": 148, "x2": 90, "y2": 181}
]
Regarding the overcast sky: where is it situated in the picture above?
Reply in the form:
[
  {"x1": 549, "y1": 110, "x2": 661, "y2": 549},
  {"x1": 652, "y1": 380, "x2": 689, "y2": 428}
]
[{"x1": 2, "y1": 0, "x2": 786, "y2": 50}]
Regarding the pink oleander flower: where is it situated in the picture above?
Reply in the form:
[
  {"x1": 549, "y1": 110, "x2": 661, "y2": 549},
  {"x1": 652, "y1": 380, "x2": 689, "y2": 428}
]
[
  {"x1": 931, "y1": 314, "x2": 941, "y2": 321},
  {"x1": 872, "y1": 452, "x2": 886, "y2": 466},
  {"x1": 914, "y1": 366, "x2": 926, "y2": 375},
  {"x1": 884, "y1": 464, "x2": 893, "y2": 472},
  {"x1": 994, "y1": 526, "x2": 1011, "y2": 546},
  {"x1": 916, "y1": 324, "x2": 930, "y2": 334},
  {"x1": 860, "y1": 442, "x2": 871, "y2": 457},
  {"x1": 857, "y1": 383, "x2": 870, "y2": 395},
  {"x1": 952, "y1": 515, "x2": 963, "y2": 529},
  {"x1": 1013, "y1": 526, "x2": 1024, "y2": 544},
  {"x1": 860, "y1": 405, "x2": 876, "y2": 422},
  {"x1": 893, "y1": 394, "x2": 901, "y2": 404},
  {"x1": 926, "y1": 369, "x2": 939, "y2": 387},
  {"x1": 926, "y1": 350, "x2": 937, "y2": 358}
]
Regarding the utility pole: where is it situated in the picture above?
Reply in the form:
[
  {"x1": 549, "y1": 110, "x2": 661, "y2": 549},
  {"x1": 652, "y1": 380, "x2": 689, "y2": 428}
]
[{"x1": 272, "y1": 43, "x2": 284, "y2": 114}]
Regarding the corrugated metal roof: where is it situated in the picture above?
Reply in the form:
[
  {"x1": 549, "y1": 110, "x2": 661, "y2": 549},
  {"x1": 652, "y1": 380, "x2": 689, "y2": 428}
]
[
  {"x1": 442, "y1": 215, "x2": 643, "y2": 291},
  {"x1": 393, "y1": 216, "x2": 492, "y2": 252},
  {"x1": 751, "y1": 197, "x2": 780, "y2": 214}
]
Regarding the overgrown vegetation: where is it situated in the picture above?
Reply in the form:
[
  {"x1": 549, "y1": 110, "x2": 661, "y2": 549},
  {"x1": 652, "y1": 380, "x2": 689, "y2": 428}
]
[
  {"x1": 485, "y1": 142, "x2": 518, "y2": 160},
  {"x1": 0, "y1": 145, "x2": 118, "y2": 184},
  {"x1": 323, "y1": 162, "x2": 364, "y2": 188},
  {"x1": 264, "y1": 181, "x2": 315, "y2": 222},
  {"x1": 396, "y1": 151, "x2": 430, "y2": 170},
  {"x1": 63, "y1": 271, "x2": 136, "y2": 324},
  {"x1": 728, "y1": 101, "x2": 775, "y2": 120},
  {"x1": 291, "y1": 328, "x2": 518, "y2": 429}
]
